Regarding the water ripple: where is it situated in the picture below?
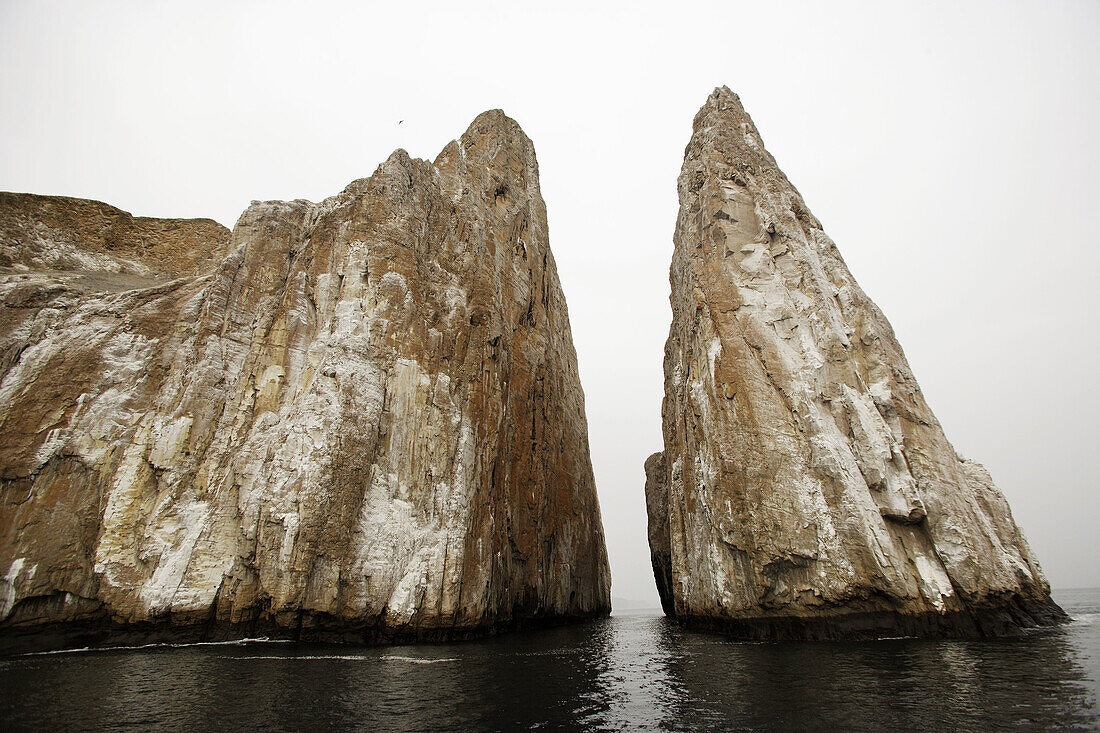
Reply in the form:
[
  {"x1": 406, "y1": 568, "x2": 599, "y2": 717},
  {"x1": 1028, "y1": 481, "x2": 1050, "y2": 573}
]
[{"x1": 0, "y1": 591, "x2": 1097, "y2": 731}]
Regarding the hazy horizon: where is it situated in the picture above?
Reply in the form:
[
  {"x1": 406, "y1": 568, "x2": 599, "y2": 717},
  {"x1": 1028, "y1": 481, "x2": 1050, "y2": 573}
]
[{"x1": 2, "y1": 1, "x2": 1098, "y2": 606}]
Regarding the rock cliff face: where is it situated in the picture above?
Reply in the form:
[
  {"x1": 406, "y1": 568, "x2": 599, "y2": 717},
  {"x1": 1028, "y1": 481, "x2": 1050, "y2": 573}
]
[
  {"x1": 0, "y1": 192, "x2": 232, "y2": 278},
  {"x1": 0, "y1": 110, "x2": 610, "y2": 652},
  {"x1": 647, "y1": 87, "x2": 1064, "y2": 639}
]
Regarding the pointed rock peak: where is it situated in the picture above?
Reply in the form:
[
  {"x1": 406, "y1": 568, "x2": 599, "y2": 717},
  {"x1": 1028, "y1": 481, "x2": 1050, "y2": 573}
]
[
  {"x1": 466, "y1": 108, "x2": 520, "y2": 133},
  {"x1": 431, "y1": 109, "x2": 541, "y2": 203},
  {"x1": 358, "y1": 147, "x2": 436, "y2": 200},
  {"x1": 470, "y1": 107, "x2": 510, "y2": 126},
  {"x1": 459, "y1": 108, "x2": 535, "y2": 157},
  {"x1": 375, "y1": 147, "x2": 424, "y2": 181},
  {"x1": 383, "y1": 147, "x2": 414, "y2": 168},
  {"x1": 694, "y1": 86, "x2": 747, "y2": 122},
  {"x1": 650, "y1": 85, "x2": 1065, "y2": 641},
  {"x1": 706, "y1": 85, "x2": 742, "y2": 108},
  {"x1": 690, "y1": 86, "x2": 763, "y2": 150}
]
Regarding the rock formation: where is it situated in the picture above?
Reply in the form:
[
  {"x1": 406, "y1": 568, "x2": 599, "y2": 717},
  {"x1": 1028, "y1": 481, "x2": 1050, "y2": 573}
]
[
  {"x1": 647, "y1": 87, "x2": 1064, "y2": 639},
  {"x1": 0, "y1": 110, "x2": 611, "y2": 652}
]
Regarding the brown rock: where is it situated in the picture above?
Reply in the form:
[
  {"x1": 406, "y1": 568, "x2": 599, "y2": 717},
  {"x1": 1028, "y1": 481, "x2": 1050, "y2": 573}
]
[
  {"x1": 0, "y1": 191, "x2": 231, "y2": 280},
  {"x1": 647, "y1": 87, "x2": 1064, "y2": 639},
  {"x1": 0, "y1": 110, "x2": 610, "y2": 651}
]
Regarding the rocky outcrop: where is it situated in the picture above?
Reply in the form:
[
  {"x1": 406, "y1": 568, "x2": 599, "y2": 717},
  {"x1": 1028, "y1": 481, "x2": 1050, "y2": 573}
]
[
  {"x1": 647, "y1": 87, "x2": 1064, "y2": 639},
  {"x1": 1, "y1": 192, "x2": 232, "y2": 280},
  {"x1": 0, "y1": 194, "x2": 233, "y2": 388},
  {"x1": 0, "y1": 110, "x2": 611, "y2": 652}
]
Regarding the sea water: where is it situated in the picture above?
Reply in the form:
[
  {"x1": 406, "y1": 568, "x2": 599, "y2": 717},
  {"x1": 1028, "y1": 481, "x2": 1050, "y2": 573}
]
[{"x1": 1, "y1": 588, "x2": 1097, "y2": 731}]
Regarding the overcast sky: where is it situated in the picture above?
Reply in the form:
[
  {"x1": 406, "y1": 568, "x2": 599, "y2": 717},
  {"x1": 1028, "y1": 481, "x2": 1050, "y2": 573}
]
[{"x1": 2, "y1": 1, "x2": 1098, "y2": 605}]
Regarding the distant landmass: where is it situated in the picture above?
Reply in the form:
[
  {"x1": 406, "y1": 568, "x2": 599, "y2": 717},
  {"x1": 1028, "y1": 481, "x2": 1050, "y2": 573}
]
[{"x1": 612, "y1": 597, "x2": 661, "y2": 612}]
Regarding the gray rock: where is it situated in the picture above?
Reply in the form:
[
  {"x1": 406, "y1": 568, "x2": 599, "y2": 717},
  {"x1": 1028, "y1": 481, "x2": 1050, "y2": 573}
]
[
  {"x1": 0, "y1": 110, "x2": 611, "y2": 651},
  {"x1": 647, "y1": 87, "x2": 1064, "y2": 639}
]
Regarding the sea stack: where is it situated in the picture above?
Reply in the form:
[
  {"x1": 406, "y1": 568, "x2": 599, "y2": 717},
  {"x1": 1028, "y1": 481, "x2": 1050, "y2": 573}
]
[
  {"x1": 646, "y1": 87, "x2": 1064, "y2": 639},
  {"x1": 0, "y1": 110, "x2": 611, "y2": 652}
]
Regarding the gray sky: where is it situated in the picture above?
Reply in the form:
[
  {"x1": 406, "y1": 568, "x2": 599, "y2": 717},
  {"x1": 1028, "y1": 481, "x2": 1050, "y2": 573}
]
[{"x1": 2, "y1": 1, "x2": 1098, "y2": 605}]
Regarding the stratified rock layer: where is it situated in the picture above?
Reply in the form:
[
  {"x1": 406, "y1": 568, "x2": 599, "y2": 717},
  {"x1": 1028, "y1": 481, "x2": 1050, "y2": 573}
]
[
  {"x1": 0, "y1": 110, "x2": 611, "y2": 652},
  {"x1": 647, "y1": 88, "x2": 1063, "y2": 639},
  {"x1": 0, "y1": 192, "x2": 232, "y2": 279}
]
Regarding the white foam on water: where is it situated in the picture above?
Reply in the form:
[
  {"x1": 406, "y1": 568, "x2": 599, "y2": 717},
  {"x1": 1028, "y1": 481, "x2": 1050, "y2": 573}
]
[
  {"x1": 1070, "y1": 613, "x2": 1096, "y2": 626},
  {"x1": 17, "y1": 637, "x2": 293, "y2": 657},
  {"x1": 224, "y1": 654, "x2": 459, "y2": 663},
  {"x1": 231, "y1": 655, "x2": 370, "y2": 661}
]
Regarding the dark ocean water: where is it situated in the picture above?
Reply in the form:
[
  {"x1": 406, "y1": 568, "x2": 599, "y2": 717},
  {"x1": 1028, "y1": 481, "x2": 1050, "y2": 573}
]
[{"x1": 1, "y1": 588, "x2": 1097, "y2": 731}]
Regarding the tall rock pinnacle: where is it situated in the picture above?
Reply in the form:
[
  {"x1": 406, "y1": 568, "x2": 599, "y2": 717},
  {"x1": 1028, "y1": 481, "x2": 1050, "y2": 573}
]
[
  {"x1": 647, "y1": 87, "x2": 1064, "y2": 639},
  {"x1": 0, "y1": 110, "x2": 611, "y2": 651}
]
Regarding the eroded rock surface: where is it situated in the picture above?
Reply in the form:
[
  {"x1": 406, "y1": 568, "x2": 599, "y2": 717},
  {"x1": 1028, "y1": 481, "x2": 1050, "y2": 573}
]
[
  {"x1": 647, "y1": 87, "x2": 1063, "y2": 639},
  {"x1": 1, "y1": 192, "x2": 232, "y2": 280},
  {"x1": 0, "y1": 111, "x2": 610, "y2": 651}
]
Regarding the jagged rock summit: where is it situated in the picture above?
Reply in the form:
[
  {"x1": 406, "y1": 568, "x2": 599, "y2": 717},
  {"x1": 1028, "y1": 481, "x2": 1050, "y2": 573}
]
[
  {"x1": 0, "y1": 109, "x2": 611, "y2": 652},
  {"x1": 646, "y1": 87, "x2": 1064, "y2": 639}
]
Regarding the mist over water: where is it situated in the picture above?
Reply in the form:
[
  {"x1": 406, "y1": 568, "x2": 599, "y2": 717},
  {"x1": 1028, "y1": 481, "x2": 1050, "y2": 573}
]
[{"x1": 1, "y1": 589, "x2": 1097, "y2": 731}]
